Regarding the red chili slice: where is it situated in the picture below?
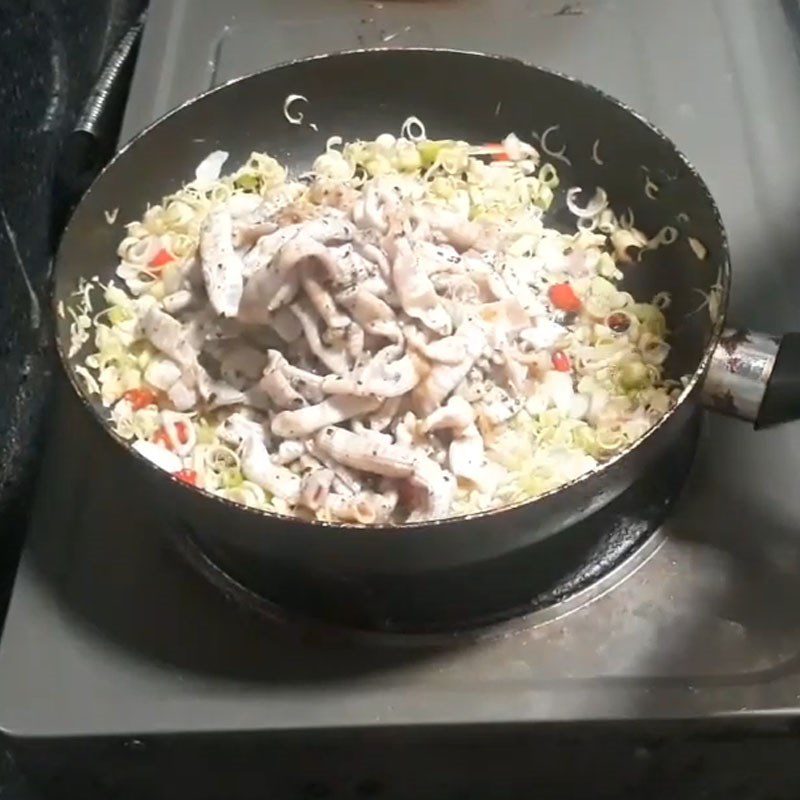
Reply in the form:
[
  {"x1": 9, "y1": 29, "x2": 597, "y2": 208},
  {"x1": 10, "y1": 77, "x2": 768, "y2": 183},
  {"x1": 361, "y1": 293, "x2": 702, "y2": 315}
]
[
  {"x1": 175, "y1": 421, "x2": 189, "y2": 445},
  {"x1": 153, "y1": 428, "x2": 172, "y2": 450},
  {"x1": 123, "y1": 388, "x2": 158, "y2": 411},
  {"x1": 483, "y1": 142, "x2": 511, "y2": 161},
  {"x1": 149, "y1": 248, "x2": 175, "y2": 270},
  {"x1": 551, "y1": 351, "x2": 572, "y2": 372},
  {"x1": 175, "y1": 469, "x2": 198, "y2": 486},
  {"x1": 548, "y1": 283, "x2": 582, "y2": 313}
]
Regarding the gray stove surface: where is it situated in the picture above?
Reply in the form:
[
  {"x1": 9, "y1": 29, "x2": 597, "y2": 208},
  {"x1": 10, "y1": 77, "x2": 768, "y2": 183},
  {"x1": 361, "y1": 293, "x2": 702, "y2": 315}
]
[{"x1": 3, "y1": 0, "x2": 800, "y2": 739}]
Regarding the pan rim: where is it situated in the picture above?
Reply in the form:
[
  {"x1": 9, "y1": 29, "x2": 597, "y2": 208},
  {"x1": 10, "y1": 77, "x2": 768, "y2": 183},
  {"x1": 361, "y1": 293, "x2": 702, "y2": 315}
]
[{"x1": 53, "y1": 46, "x2": 731, "y2": 532}]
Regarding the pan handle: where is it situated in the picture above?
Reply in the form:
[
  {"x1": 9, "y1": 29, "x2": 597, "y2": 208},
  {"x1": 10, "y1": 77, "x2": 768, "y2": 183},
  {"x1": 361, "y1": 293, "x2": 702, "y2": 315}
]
[{"x1": 700, "y1": 328, "x2": 800, "y2": 428}]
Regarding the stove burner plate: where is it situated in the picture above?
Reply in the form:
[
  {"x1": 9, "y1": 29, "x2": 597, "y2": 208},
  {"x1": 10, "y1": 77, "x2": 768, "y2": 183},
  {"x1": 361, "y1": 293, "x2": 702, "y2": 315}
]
[{"x1": 172, "y1": 414, "x2": 701, "y2": 639}]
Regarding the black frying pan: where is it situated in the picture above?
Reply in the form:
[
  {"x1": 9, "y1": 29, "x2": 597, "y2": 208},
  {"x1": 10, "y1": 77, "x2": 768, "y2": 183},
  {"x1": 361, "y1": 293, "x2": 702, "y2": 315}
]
[{"x1": 53, "y1": 50, "x2": 800, "y2": 631}]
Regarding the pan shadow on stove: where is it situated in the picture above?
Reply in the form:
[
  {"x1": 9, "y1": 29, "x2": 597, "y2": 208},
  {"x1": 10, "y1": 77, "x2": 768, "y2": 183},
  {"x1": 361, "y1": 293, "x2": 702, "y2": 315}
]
[{"x1": 23, "y1": 378, "x2": 463, "y2": 682}]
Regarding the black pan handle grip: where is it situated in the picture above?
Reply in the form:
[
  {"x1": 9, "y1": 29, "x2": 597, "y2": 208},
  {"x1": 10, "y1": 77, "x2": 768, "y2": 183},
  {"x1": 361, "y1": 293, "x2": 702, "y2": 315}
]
[{"x1": 700, "y1": 328, "x2": 800, "y2": 428}]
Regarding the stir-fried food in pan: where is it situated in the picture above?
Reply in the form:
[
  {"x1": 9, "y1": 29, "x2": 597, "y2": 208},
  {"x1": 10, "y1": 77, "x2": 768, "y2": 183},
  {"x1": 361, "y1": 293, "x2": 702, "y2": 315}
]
[{"x1": 69, "y1": 122, "x2": 678, "y2": 523}]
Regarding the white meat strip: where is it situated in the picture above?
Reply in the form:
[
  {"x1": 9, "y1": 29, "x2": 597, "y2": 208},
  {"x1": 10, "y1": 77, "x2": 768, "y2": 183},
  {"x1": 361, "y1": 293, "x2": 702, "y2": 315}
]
[
  {"x1": 259, "y1": 351, "x2": 306, "y2": 409},
  {"x1": 421, "y1": 395, "x2": 475, "y2": 434},
  {"x1": 352, "y1": 183, "x2": 389, "y2": 233},
  {"x1": 431, "y1": 272, "x2": 481, "y2": 304},
  {"x1": 499, "y1": 262, "x2": 547, "y2": 316},
  {"x1": 305, "y1": 439, "x2": 365, "y2": 496},
  {"x1": 415, "y1": 241, "x2": 463, "y2": 275},
  {"x1": 243, "y1": 386, "x2": 275, "y2": 414},
  {"x1": 162, "y1": 290, "x2": 193, "y2": 314},
  {"x1": 411, "y1": 321, "x2": 485, "y2": 415},
  {"x1": 406, "y1": 456, "x2": 456, "y2": 522},
  {"x1": 448, "y1": 424, "x2": 486, "y2": 488},
  {"x1": 195, "y1": 366, "x2": 247, "y2": 408},
  {"x1": 467, "y1": 267, "x2": 510, "y2": 302},
  {"x1": 239, "y1": 243, "x2": 301, "y2": 320},
  {"x1": 337, "y1": 286, "x2": 396, "y2": 333},
  {"x1": 225, "y1": 192, "x2": 262, "y2": 220},
  {"x1": 239, "y1": 237, "x2": 343, "y2": 322},
  {"x1": 328, "y1": 243, "x2": 379, "y2": 291},
  {"x1": 479, "y1": 387, "x2": 522, "y2": 426},
  {"x1": 271, "y1": 395, "x2": 380, "y2": 439},
  {"x1": 199, "y1": 209, "x2": 245, "y2": 317},
  {"x1": 413, "y1": 205, "x2": 481, "y2": 252},
  {"x1": 280, "y1": 361, "x2": 325, "y2": 403},
  {"x1": 502, "y1": 347, "x2": 531, "y2": 395},
  {"x1": 324, "y1": 491, "x2": 394, "y2": 525},
  {"x1": 354, "y1": 238, "x2": 391, "y2": 280},
  {"x1": 362, "y1": 350, "x2": 422, "y2": 398},
  {"x1": 321, "y1": 352, "x2": 420, "y2": 398},
  {"x1": 236, "y1": 219, "x2": 280, "y2": 250},
  {"x1": 390, "y1": 237, "x2": 452, "y2": 335},
  {"x1": 273, "y1": 440, "x2": 305, "y2": 465},
  {"x1": 374, "y1": 482, "x2": 400, "y2": 520},
  {"x1": 218, "y1": 412, "x2": 269, "y2": 448},
  {"x1": 368, "y1": 396, "x2": 402, "y2": 431},
  {"x1": 289, "y1": 301, "x2": 349, "y2": 375},
  {"x1": 166, "y1": 377, "x2": 198, "y2": 411},
  {"x1": 369, "y1": 397, "x2": 403, "y2": 431},
  {"x1": 314, "y1": 426, "x2": 416, "y2": 478},
  {"x1": 140, "y1": 306, "x2": 198, "y2": 367},
  {"x1": 240, "y1": 435, "x2": 301, "y2": 502},
  {"x1": 338, "y1": 297, "x2": 402, "y2": 345},
  {"x1": 351, "y1": 421, "x2": 393, "y2": 446},
  {"x1": 144, "y1": 356, "x2": 182, "y2": 391},
  {"x1": 267, "y1": 305, "x2": 304, "y2": 342},
  {"x1": 215, "y1": 342, "x2": 270, "y2": 386},
  {"x1": 302, "y1": 215, "x2": 356, "y2": 245},
  {"x1": 264, "y1": 306, "x2": 303, "y2": 344},
  {"x1": 473, "y1": 298, "x2": 530, "y2": 343},
  {"x1": 539, "y1": 370, "x2": 575, "y2": 415},
  {"x1": 346, "y1": 323, "x2": 365, "y2": 359},
  {"x1": 404, "y1": 324, "x2": 466, "y2": 365},
  {"x1": 302, "y1": 274, "x2": 350, "y2": 329},
  {"x1": 240, "y1": 214, "x2": 352, "y2": 278},
  {"x1": 298, "y1": 468, "x2": 335, "y2": 511},
  {"x1": 519, "y1": 318, "x2": 567, "y2": 350},
  {"x1": 241, "y1": 224, "x2": 301, "y2": 277},
  {"x1": 230, "y1": 196, "x2": 286, "y2": 247},
  {"x1": 394, "y1": 411, "x2": 421, "y2": 448}
]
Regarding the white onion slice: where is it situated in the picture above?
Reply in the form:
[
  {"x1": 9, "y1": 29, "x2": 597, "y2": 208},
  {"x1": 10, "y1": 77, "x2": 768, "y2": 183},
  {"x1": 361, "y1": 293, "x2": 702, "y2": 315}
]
[
  {"x1": 132, "y1": 440, "x2": 183, "y2": 473},
  {"x1": 688, "y1": 236, "x2": 707, "y2": 260},
  {"x1": 591, "y1": 139, "x2": 604, "y2": 166},
  {"x1": 194, "y1": 150, "x2": 229, "y2": 184},
  {"x1": 538, "y1": 124, "x2": 572, "y2": 166},
  {"x1": 283, "y1": 94, "x2": 308, "y2": 125},
  {"x1": 566, "y1": 187, "x2": 608, "y2": 219},
  {"x1": 400, "y1": 116, "x2": 426, "y2": 141}
]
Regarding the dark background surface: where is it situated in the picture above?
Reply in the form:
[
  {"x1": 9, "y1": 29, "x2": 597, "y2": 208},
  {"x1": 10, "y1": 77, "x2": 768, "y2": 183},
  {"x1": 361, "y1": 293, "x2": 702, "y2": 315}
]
[
  {"x1": 0, "y1": 0, "x2": 144, "y2": 613},
  {"x1": 0, "y1": 2, "x2": 144, "y2": 794}
]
